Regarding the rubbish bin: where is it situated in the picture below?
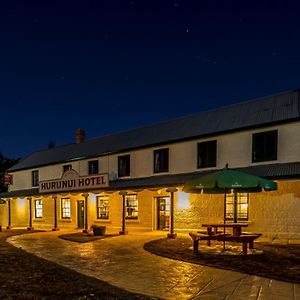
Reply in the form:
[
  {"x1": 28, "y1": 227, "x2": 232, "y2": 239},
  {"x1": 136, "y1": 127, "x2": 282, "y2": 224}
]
[{"x1": 92, "y1": 225, "x2": 106, "y2": 236}]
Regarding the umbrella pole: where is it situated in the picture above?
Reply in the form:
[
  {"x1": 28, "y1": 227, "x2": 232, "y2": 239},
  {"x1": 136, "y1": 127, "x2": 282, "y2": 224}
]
[
  {"x1": 223, "y1": 192, "x2": 226, "y2": 251},
  {"x1": 234, "y1": 191, "x2": 238, "y2": 223}
]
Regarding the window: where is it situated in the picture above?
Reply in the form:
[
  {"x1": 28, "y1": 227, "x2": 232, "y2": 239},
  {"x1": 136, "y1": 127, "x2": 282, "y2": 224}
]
[
  {"x1": 197, "y1": 140, "x2": 217, "y2": 168},
  {"x1": 96, "y1": 195, "x2": 109, "y2": 219},
  {"x1": 118, "y1": 155, "x2": 130, "y2": 177},
  {"x1": 125, "y1": 194, "x2": 138, "y2": 219},
  {"x1": 225, "y1": 193, "x2": 249, "y2": 221},
  {"x1": 63, "y1": 164, "x2": 72, "y2": 173},
  {"x1": 88, "y1": 160, "x2": 99, "y2": 175},
  {"x1": 252, "y1": 130, "x2": 278, "y2": 162},
  {"x1": 153, "y1": 148, "x2": 169, "y2": 173},
  {"x1": 32, "y1": 170, "x2": 39, "y2": 187},
  {"x1": 61, "y1": 198, "x2": 71, "y2": 219},
  {"x1": 34, "y1": 200, "x2": 43, "y2": 218}
]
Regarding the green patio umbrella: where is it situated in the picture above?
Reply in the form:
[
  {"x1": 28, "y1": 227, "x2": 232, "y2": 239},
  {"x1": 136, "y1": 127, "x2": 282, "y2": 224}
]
[
  {"x1": 183, "y1": 165, "x2": 277, "y2": 250},
  {"x1": 183, "y1": 165, "x2": 277, "y2": 223}
]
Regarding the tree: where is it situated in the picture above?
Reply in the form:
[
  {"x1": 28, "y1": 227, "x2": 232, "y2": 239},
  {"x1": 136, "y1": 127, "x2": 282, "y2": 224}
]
[{"x1": 0, "y1": 153, "x2": 19, "y2": 192}]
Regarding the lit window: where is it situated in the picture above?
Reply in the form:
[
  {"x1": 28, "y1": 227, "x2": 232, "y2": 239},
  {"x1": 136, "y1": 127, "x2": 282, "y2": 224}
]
[
  {"x1": 118, "y1": 155, "x2": 130, "y2": 177},
  {"x1": 32, "y1": 170, "x2": 39, "y2": 187},
  {"x1": 88, "y1": 160, "x2": 99, "y2": 175},
  {"x1": 34, "y1": 200, "x2": 43, "y2": 218},
  {"x1": 125, "y1": 194, "x2": 138, "y2": 219},
  {"x1": 225, "y1": 193, "x2": 249, "y2": 221},
  {"x1": 153, "y1": 148, "x2": 169, "y2": 173},
  {"x1": 197, "y1": 140, "x2": 217, "y2": 168},
  {"x1": 61, "y1": 198, "x2": 71, "y2": 219},
  {"x1": 252, "y1": 130, "x2": 278, "y2": 162},
  {"x1": 96, "y1": 195, "x2": 109, "y2": 219}
]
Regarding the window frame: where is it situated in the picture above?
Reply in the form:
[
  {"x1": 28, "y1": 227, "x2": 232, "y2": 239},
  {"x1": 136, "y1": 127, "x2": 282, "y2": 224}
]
[
  {"x1": 125, "y1": 194, "x2": 138, "y2": 220},
  {"x1": 34, "y1": 199, "x2": 43, "y2": 219},
  {"x1": 197, "y1": 140, "x2": 217, "y2": 169},
  {"x1": 88, "y1": 160, "x2": 99, "y2": 175},
  {"x1": 32, "y1": 170, "x2": 39, "y2": 187},
  {"x1": 61, "y1": 198, "x2": 71, "y2": 219},
  {"x1": 252, "y1": 130, "x2": 278, "y2": 163},
  {"x1": 153, "y1": 148, "x2": 169, "y2": 173},
  {"x1": 118, "y1": 154, "x2": 130, "y2": 178},
  {"x1": 96, "y1": 195, "x2": 109, "y2": 220},
  {"x1": 225, "y1": 193, "x2": 249, "y2": 222}
]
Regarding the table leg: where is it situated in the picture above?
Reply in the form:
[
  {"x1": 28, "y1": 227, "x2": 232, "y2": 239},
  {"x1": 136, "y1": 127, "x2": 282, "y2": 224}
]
[
  {"x1": 249, "y1": 240, "x2": 254, "y2": 249},
  {"x1": 242, "y1": 242, "x2": 247, "y2": 255},
  {"x1": 193, "y1": 240, "x2": 199, "y2": 254},
  {"x1": 207, "y1": 226, "x2": 212, "y2": 235}
]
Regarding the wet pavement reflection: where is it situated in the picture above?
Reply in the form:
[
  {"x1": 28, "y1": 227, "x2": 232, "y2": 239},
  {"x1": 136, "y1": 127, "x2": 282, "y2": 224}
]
[{"x1": 8, "y1": 231, "x2": 300, "y2": 300}]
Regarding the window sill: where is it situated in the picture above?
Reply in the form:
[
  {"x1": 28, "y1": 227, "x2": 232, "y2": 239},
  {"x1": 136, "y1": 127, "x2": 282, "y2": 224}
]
[
  {"x1": 153, "y1": 171, "x2": 169, "y2": 176},
  {"x1": 59, "y1": 219, "x2": 72, "y2": 223},
  {"x1": 125, "y1": 219, "x2": 140, "y2": 223},
  {"x1": 33, "y1": 219, "x2": 44, "y2": 222},
  {"x1": 197, "y1": 166, "x2": 217, "y2": 170},
  {"x1": 95, "y1": 219, "x2": 111, "y2": 223},
  {"x1": 118, "y1": 176, "x2": 131, "y2": 179},
  {"x1": 251, "y1": 159, "x2": 277, "y2": 165}
]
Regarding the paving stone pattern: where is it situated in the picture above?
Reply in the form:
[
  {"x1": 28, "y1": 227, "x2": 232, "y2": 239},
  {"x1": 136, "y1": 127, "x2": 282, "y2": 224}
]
[{"x1": 8, "y1": 231, "x2": 300, "y2": 300}]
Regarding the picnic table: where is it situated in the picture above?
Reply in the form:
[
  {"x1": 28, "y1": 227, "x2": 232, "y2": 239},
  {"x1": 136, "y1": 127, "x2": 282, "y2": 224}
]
[
  {"x1": 189, "y1": 223, "x2": 261, "y2": 255},
  {"x1": 202, "y1": 223, "x2": 248, "y2": 236}
]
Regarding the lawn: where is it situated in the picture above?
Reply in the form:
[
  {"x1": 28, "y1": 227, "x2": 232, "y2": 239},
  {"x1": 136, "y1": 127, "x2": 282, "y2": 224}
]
[
  {"x1": 144, "y1": 236, "x2": 300, "y2": 284},
  {"x1": 0, "y1": 229, "x2": 149, "y2": 299}
]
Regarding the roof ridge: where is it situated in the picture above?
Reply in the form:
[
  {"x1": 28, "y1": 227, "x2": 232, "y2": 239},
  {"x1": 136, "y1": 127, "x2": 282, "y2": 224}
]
[{"x1": 86, "y1": 88, "x2": 300, "y2": 143}]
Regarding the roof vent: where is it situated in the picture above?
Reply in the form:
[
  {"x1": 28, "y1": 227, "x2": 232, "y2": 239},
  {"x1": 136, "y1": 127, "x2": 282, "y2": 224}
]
[{"x1": 76, "y1": 128, "x2": 85, "y2": 144}]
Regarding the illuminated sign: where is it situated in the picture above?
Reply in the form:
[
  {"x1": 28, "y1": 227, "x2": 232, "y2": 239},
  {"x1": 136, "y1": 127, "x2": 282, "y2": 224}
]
[
  {"x1": 3, "y1": 173, "x2": 12, "y2": 185},
  {"x1": 39, "y1": 169, "x2": 108, "y2": 193}
]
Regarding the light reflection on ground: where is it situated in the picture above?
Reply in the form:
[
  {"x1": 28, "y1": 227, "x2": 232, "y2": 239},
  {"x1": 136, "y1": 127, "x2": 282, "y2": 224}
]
[{"x1": 8, "y1": 231, "x2": 299, "y2": 300}]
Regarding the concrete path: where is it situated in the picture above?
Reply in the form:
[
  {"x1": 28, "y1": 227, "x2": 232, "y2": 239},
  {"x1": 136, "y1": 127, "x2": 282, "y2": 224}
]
[{"x1": 8, "y1": 231, "x2": 300, "y2": 300}]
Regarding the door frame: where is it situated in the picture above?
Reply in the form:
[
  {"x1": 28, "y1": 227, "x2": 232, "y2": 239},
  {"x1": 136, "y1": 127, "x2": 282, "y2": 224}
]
[
  {"x1": 77, "y1": 200, "x2": 84, "y2": 228},
  {"x1": 156, "y1": 196, "x2": 170, "y2": 230}
]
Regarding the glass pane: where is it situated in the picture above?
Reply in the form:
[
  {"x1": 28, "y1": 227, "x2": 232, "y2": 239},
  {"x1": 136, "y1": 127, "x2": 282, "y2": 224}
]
[
  {"x1": 125, "y1": 194, "x2": 138, "y2": 219},
  {"x1": 97, "y1": 196, "x2": 109, "y2": 219}
]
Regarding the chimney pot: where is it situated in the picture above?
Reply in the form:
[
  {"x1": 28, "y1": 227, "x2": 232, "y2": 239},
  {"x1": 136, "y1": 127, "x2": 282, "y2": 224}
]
[{"x1": 76, "y1": 128, "x2": 85, "y2": 143}]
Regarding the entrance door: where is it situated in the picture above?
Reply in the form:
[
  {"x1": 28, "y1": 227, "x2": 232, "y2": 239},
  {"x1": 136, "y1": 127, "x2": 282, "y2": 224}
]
[
  {"x1": 77, "y1": 201, "x2": 84, "y2": 228},
  {"x1": 157, "y1": 197, "x2": 170, "y2": 230}
]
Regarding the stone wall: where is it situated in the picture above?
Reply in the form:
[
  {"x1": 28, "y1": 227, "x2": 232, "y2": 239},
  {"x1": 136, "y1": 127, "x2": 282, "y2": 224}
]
[{"x1": 174, "y1": 180, "x2": 300, "y2": 239}]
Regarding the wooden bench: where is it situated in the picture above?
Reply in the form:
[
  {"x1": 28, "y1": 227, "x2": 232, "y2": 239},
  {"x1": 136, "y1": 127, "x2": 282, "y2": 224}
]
[
  {"x1": 189, "y1": 232, "x2": 220, "y2": 253},
  {"x1": 216, "y1": 234, "x2": 261, "y2": 255},
  {"x1": 242, "y1": 232, "x2": 263, "y2": 237}
]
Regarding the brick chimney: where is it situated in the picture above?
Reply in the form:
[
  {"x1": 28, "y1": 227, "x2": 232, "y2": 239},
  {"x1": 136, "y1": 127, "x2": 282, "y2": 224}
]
[{"x1": 76, "y1": 128, "x2": 85, "y2": 144}]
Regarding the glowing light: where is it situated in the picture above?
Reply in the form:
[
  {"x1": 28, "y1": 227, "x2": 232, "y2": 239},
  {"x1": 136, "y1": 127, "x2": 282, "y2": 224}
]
[
  {"x1": 18, "y1": 198, "x2": 26, "y2": 209},
  {"x1": 177, "y1": 191, "x2": 190, "y2": 209},
  {"x1": 89, "y1": 193, "x2": 96, "y2": 204}
]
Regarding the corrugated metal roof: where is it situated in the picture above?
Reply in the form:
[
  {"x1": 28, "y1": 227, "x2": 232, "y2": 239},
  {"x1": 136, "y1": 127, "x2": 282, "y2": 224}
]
[
  {"x1": 2, "y1": 162, "x2": 300, "y2": 197},
  {"x1": 9, "y1": 89, "x2": 300, "y2": 171}
]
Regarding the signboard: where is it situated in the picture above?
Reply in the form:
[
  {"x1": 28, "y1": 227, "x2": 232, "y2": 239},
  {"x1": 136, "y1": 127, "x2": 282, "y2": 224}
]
[
  {"x1": 3, "y1": 173, "x2": 12, "y2": 185},
  {"x1": 39, "y1": 169, "x2": 109, "y2": 193}
]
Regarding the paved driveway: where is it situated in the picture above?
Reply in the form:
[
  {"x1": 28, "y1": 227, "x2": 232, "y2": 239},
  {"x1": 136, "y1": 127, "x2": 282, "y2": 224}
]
[{"x1": 8, "y1": 231, "x2": 299, "y2": 300}]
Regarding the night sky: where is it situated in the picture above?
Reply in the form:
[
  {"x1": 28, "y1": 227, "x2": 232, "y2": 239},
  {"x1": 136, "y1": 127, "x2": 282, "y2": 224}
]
[{"x1": 1, "y1": 0, "x2": 300, "y2": 159}]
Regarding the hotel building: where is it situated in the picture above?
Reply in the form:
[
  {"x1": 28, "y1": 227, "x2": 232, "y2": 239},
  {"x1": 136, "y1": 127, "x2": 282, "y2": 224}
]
[{"x1": 1, "y1": 89, "x2": 300, "y2": 239}]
